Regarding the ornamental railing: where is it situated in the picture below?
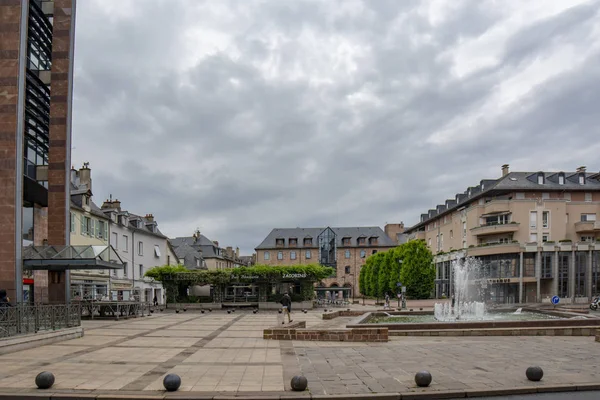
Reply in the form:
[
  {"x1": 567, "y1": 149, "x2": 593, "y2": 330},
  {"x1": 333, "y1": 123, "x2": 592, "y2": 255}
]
[{"x1": 0, "y1": 304, "x2": 81, "y2": 339}]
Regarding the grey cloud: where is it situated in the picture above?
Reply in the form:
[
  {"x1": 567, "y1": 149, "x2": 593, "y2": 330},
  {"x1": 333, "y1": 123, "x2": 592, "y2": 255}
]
[{"x1": 72, "y1": 0, "x2": 600, "y2": 254}]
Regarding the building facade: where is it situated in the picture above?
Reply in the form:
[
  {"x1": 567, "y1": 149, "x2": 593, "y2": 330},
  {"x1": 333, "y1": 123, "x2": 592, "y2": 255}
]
[
  {"x1": 404, "y1": 165, "x2": 600, "y2": 305},
  {"x1": 100, "y1": 199, "x2": 169, "y2": 304},
  {"x1": 68, "y1": 164, "x2": 111, "y2": 299},
  {"x1": 0, "y1": 0, "x2": 76, "y2": 303},
  {"x1": 255, "y1": 227, "x2": 396, "y2": 297},
  {"x1": 171, "y1": 230, "x2": 250, "y2": 271}
]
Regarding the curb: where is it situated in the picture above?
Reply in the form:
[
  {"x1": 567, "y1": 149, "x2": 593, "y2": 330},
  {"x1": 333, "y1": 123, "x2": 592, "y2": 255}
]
[{"x1": 1, "y1": 385, "x2": 599, "y2": 400}]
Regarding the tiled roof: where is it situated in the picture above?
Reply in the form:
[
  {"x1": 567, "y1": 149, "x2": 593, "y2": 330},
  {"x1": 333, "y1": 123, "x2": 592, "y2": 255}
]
[{"x1": 255, "y1": 227, "x2": 396, "y2": 250}]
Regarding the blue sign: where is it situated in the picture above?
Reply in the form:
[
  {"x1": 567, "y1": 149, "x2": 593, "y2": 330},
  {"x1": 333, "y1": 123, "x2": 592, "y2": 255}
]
[
  {"x1": 396, "y1": 282, "x2": 402, "y2": 287},
  {"x1": 551, "y1": 295, "x2": 560, "y2": 305}
]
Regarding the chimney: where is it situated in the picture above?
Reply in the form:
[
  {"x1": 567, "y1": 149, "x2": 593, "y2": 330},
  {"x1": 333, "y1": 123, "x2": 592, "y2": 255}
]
[
  {"x1": 79, "y1": 162, "x2": 92, "y2": 192},
  {"x1": 112, "y1": 199, "x2": 121, "y2": 211},
  {"x1": 70, "y1": 166, "x2": 77, "y2": 186},
  {"x1": 501, "y1": 164, "x2": 509, "y2": 177},
  {"x1": 145, "y1": 214, "x2": 154, "y2": 222},
  {"x1": 577, "y1": 166, "x2": 586, "y2": 173},
  {"x1": 226, "y1": 246, "x2": 233, "y2": 257},
  {"x1": 213, "y1": 241, "x2": 219, "y2": 247},
  {"x1": 236, "y1": 247, "x2": 240, "y2": 258}
]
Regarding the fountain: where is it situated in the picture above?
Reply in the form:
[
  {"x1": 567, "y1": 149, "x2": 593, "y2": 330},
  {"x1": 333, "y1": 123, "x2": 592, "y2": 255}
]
[
  {"x1": 434, "y1": 257, "x2": 487, "y2": 321},
  {"x1": 514, "y1": 308, "x2": 523, "y2": 314}
]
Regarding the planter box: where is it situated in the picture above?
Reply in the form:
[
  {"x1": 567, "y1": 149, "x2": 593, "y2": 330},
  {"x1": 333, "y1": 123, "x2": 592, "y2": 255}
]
[{"x1": 560, "y1": 243, "x2": 574, "y2": 251}]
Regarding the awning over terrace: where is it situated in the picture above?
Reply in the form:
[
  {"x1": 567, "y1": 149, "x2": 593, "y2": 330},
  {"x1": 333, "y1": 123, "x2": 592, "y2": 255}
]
[{"x1": 22, "y1": 245, "x2": 125, "y2": 271}]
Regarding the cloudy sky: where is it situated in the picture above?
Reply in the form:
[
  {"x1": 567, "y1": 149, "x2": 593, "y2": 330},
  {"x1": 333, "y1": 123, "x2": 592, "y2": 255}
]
[{"x1": 72, "y1": 0, "x2": 600, "y2": 254}]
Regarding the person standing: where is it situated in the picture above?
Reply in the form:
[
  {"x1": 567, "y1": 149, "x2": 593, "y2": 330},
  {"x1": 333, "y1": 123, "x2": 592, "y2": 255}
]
[
  {"x1": 384, "y1": 293, "x2": 390, "y2": 309},
  {"x1": 0, "y1": 289, "x2": 11, "y2": 308},
  {"x1": 280, "y1": 292, "x2": 293, "y2": 323},
  {"x1": 153, "y1": 295, "x2": 158, "y2": 307}
]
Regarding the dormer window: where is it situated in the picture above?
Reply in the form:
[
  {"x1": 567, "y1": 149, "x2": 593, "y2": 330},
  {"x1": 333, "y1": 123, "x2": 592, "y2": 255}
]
[
  {"x1": 357, "y1": 237, "x2": 366, "y2": 246},
  {"x1": 558, "y1": 174, "x2": 565, "y2": 185},
  {"x1": 368, "y1": 237, "x2": 378, "y2": 246},
  {"x1": 537, "y1": 173, "x2": 544, "y2": 185},
  {"x1": 303, "y1": 237, "x2": 312, "y2": 246},
  {"x1": 579, "y1": 174, "x2": 585, "y2": 185},
  {"x1": 275, "y1": 238, "x2": 285, "y2": 247},
  {"x1": 342, "y1": 237, "x2": 351, "y2": 246},
  {"x1": 289, "y1": 238, "x2": 297, "y2": 247}
]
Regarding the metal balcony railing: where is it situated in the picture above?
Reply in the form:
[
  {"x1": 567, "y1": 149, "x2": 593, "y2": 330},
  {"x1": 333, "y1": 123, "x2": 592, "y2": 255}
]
[{"x1": 0, "y1": 303, "x2": 81, "y2": 338}]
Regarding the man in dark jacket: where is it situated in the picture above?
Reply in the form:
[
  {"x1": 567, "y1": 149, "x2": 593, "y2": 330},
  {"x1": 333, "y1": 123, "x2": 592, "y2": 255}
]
[
  {"x1": 0, "y1": 289, "x2": 11, "y2": 308},
  {"x1": 280, "y1": 292, "x2": 292, "y2": 323}
]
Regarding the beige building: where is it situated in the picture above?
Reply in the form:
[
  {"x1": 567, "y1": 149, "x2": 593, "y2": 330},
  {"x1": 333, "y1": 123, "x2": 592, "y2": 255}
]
[
  {"x1": 404, "y1": 165, "x2": 600, "y2": 304},
  {"x1": 69, "y1": 164, "x2": 111, "y2": 299},
  {"x1": 255, "y1": 227, "x2": 396, "y2": 297}
]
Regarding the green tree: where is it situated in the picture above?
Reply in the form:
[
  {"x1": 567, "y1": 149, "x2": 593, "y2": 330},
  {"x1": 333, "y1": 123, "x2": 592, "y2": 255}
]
[
  {"x1": 399, "y1": 240, "x2": 435, "y2": 299},
  {"x1": 358, "y1": 263, "x2": 366, "y2": 296},
  {"x1": 374, "y1": 252, "x2": 390, "y2": 298}
]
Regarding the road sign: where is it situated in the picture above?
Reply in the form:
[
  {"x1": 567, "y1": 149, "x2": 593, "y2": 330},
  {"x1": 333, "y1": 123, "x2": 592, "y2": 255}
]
[
  {"x1": 551, "y1": 295, "x2": 560, "y2": 305},
  {"x1": 396, "y1": 282, "x2": 402, "y2": 287},
  {"x1": 401, "y1": 286, "x2": 406, "y2": 293}
]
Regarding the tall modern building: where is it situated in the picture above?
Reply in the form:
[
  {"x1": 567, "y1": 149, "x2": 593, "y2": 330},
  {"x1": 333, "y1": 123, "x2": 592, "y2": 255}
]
[
  {"x1": 0, "y1": 0, "x2": 77, "y2": 303},
  {"x1": 404, "y1": 165, "x2": 600, "y2": 305}
]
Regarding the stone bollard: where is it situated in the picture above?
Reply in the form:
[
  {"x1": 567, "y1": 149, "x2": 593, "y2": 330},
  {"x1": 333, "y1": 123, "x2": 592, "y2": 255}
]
[
  {"x1": 163, "y1": 374, "x2": 181, "y2": 391},
  {"x1": 526, "y1": 366, "x2": 543, "y2": 381},
  {"x1": 291, "y1": 375, "x2": 308, "y2": 391},
  {"x1": 415, "y1": 371, "x2": 432, "y2": 387},
  {"x1": 35, "y1": 372, "x2": 55, "y2": 389},
  {"x1": 201, "y1": 310, "x2": 205, "y2": 314}
]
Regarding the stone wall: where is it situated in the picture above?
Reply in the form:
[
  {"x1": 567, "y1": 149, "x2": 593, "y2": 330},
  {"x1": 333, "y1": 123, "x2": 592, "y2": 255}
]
[
  {"x1": 264, "y1": 322, "x2": 388, "y2": 342},
  {"x1": 394, "y1": 326, "x2": 600, "y2": 337},
  {"x1": 322, "y1": 310, "x2": 366, "y2": 320}
]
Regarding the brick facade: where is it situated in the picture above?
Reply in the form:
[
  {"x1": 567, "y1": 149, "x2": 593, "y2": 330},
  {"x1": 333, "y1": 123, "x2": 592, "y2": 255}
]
[
  {"x1": 263, "y1": 321, "x2": 388, "y2": 342},
  {"x1": 33, "y1": 204, "x2": 48, "y2": 303},
  {"x1": 0, "y1": 1, "x2": 24, "y2": 301}
]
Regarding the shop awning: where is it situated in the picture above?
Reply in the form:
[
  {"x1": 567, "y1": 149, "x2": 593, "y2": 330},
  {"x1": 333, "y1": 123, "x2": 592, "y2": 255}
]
[{"x1": 22, "y1": 245, "x2": 125, "y2": 271}]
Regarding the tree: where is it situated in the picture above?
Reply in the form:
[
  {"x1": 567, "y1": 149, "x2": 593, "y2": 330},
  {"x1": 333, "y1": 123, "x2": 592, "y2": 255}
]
[
  {"x1": 399, "y1": 240, "x2": 435, "y2": 299},
  {"x1": 358, "y1": 263, "x2": 366, "y2": 296},
  {"x1": 375, "y1": 252, "x2": 391, "y2": 298}
]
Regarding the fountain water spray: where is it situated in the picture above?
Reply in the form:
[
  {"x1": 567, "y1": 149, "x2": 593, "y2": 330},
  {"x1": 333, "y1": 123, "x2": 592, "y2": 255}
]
[{"x1": 434, "y1": 256, "x2": 486, "y2": 321}]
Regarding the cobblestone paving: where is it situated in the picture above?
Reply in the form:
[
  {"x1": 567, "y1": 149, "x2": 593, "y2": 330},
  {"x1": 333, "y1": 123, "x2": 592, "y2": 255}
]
[{"x1": 0, "y1": 310, "x2": 598, "y2": 396}]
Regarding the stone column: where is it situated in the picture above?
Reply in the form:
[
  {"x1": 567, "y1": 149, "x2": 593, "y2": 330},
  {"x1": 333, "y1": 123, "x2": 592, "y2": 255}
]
[
  {"x1": 536, "y1": 250, "x2": 541, "y2": 303},
  {"x1": 588, "y1": 249, "x2": 593, "y2": 301},
  {"x1": 553, "y1": 249, "x2": 559, "y2": 298},
  {"x1": 33, "y1": 205, "x2": 49, "y2": 303},
  {"x1": 47, "y1": 0, "x2": 77, "y2": 303},
  {"x1": 519, "y1": 252, "x2": 523, "y2": 304},
  {"x1": 570, "y1": 250, "x2": 576, "y2": 304}
]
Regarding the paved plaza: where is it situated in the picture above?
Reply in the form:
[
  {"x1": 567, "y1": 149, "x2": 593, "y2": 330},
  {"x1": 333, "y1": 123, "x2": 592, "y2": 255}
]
[{"x1": 0, "y1": 310, "x2": 599, "y2": 397}]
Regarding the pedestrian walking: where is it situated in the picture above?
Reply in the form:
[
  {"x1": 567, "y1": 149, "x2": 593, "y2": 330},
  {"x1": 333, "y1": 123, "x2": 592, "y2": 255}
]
[
  {"x1": 280, "y1": 292, "x2": 293, "y2": 323},
  {"x1": 153, "y1": 295, "x2": 158, "y2": 307}
]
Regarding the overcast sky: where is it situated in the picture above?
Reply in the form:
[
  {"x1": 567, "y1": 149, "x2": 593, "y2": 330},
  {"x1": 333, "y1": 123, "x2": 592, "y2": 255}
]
[{"x1": 71, "y1": 0, "x2": 600, "y2": 254}]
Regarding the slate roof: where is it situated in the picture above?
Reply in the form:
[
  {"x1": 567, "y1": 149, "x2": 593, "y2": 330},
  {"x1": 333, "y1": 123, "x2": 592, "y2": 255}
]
[
  {"x1": 255, "y1": 227, "x2": 396, "y2": 250},
  {"x1": 407, "y1": 170, "x2": 600, "y2": 232},
  {"x1": 170, "y1": 235, "x2": 221, "y2": 259}
]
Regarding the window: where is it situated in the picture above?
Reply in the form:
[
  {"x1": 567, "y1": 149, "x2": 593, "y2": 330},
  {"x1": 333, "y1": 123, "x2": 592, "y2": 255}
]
[
  {"x1": 485, "y1": 214, "x2": 509, "y2": 226},
  {"x1": 585, "y1": 193, "x2": 592, "y2": 202},
  {"x1": 138, "y1": 241, "x2": 143, "y2": 255},
  {"x1": 581, "y1": 236, "x2": 596, "y2": 243},
  {"x1": 372, "y1": 250, "x2": 377, "y2": 255},
  {"x1": 530, "y1": 233, "x2": 538, "y2": 243},
  {"x1": 70, "y1": 213, "x2": 75, "y2": 233},
  {"x1": 450, "y1": 230, "x2": 453, "y2": 239},
  {"x1": 516, "y1": 192, "x2": 525, "y2": 200},
  {"x1": 139, "y1": 264, "x2": 143, "y2": 278},
  {"x1": 581, "y1": 214, "x2": 597, "y2": 222},
  {"x1": 542, "y1": 235, "x2": 549, "y2": 243},
  {"x1": 111, "y1": 232, "x2": 118, "y2": 249},
  {"x1": 440, "y1": 234, "x2": 444, "y2": 250},
  {"x1": 123, "y1": 262, "x2": 128, "y2": 277},
  {"x1": 305, "y1": 250, "x2": 311, "y2": 259},
  {"x1": 360, "y1": 250, "x2": 366, "y2": 258},
  {"x1": 81, "y1": 216, "x2": 91, "y2": 236},
  {"x1": 530, "y1": 211, "x2": 537, "y2": 229},
  {"x1": 344, "y1": 266, "x2": 351, "y2": 274},
  {"x1": 122, "y1": 235, "x2": 128, "y2": 252},
  {"x1": 537, "y1": 174, "x2": 544, "y2": 184},
  {"x1": 277, "y1": 251, "x2": 283, "y2": 260},
  {"x1": 368, "y1": 237, "x2": 378, "y2": 246},
  {"x1": 357, "y1": 237, "x2": 366, "y2": 245},
  {"x1": 303, "y1": 238, "x2": 312, "y2": 246},
  {"x1": 154, "y1": 245, "x2": 161, "y2": 257},
  {"x1": 558, "y1": 175, "x2": 565, "y2": 185},
  {"x1": 345, "y1": 250, "x2": 350, "y2": 259},
  {"x1": 342, "y1": 237, "x2": 351, "y2": 246},
  {"x1": 579, "y1": 175, "x2": 585, "y2": 185},
  {"x1": 463, "y1": 222, "x2": 467, "y2": 237},
  {"x1": 444, "y1": 216, "x2": 447, "y2": 224},
  {"x1": 276, "y1": 238, "x2": 284, "y2": 247},
  {"x1": 542, "y1": 211, "x2": 549, "y2": 229},
  {"x1": 97, "y1": 220, "x2": 106, "y2": 239},
  {"x1": 290, "y1": 251, "x2": 296, "y2": 260},
  {"x1": 112, "y1": 268, "x2": 117, "y2": 277},
  {"x1": 289, "y1": 238, "x2": 297, "y2": 247}
]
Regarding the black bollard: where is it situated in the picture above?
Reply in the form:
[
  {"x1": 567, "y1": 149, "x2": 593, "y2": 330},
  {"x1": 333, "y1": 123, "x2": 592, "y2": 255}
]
[
  {"x1": 415, "y1": 371, "x2": 432, "y2": 387},
  {"x1": 526, "y1": 366, "x2": 543, "y2": 381},
  {"x1": 163, "y1": 374, "x2": 181, "y2": 392},
  {"x1": 35, "y1": 372, "x2": 55, "y2": 389},
  {"x1": 290, "y1": 375, "x2": 308, "y2": 391}
]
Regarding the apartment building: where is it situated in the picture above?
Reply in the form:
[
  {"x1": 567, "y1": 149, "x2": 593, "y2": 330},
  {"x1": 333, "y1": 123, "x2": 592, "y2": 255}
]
[
  {"x1": 255, "y1": 227, "x2": 396, "y2": 297},
  {"x1": 404, "y1": 165, "x2": 600, "y2": 305},
  {"x1": 100, "y1": 199, "x2": 170, "y2": 303},
  {"x1": 1, "y1": 0, "x2": 77, "y2": 303},
  {"x1": 170, "y1": 230, "x2": 250, "y2": 270}
]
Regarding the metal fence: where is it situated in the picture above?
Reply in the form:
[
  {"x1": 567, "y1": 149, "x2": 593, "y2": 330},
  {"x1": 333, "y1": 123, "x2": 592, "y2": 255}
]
[{"x1": 0, "y1": 304, "x2": 81, "y2": 338}]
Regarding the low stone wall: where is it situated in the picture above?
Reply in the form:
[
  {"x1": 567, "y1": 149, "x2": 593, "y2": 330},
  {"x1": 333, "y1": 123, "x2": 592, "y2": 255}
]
[
  {"x1": 322, "y1": 310, "x2": 367, "y2": 320},
  {"x1": 166, "y1": 303, "x2": 223, "y2": 310},
  {"x1": 392, "y1": 326, "x2": 600, "y2": 337},
  {"x1": 259, "y1": 301, "x2": 314, "y2": 310},
  {"x1": 264, "y1": 322, "x2": 388, "y2": 342},
  {"x1": 596, "y1": 330, "x2": 600, "y2": 342},
  {"x1": 0, "y1": 327, "x2": 84, "y2": 355}
]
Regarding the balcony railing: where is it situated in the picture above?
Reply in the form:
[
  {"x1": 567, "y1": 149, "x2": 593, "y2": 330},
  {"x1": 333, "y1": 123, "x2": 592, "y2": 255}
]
[
  {"x1": 0, "y1": 304, "x2": 81, "y2": 338},
  {"x1": 470, "y1": 222, "x2": 520, "y2": 236},
  {"x1": 575, "y1": 221, "x2": 600, "y2": 233}
]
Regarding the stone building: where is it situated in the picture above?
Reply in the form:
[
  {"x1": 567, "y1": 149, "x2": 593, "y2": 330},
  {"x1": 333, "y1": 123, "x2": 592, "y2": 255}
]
[
  {"x1": 0, "y1": 0, "x2": 77, "y2": 303},
  {"x1": 404, "y1": 164, "x2": 600, "y2": 304},
  {"x1": 255, "y1": 227, "x2": 396, "y2": 297}
]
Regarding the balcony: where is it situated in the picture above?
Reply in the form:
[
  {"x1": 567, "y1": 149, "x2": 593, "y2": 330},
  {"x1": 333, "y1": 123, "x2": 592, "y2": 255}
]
[
  {"x1": 470, "y1": 222, "x2": 520, "y2": 236},
  {"x1": 575, "y1": 221, "x2": 600, "y2": 233}
]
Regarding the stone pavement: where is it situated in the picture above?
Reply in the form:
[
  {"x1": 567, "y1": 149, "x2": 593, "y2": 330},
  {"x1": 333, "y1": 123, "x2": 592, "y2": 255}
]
[{"x1": 0, "y1": 310, "x2": 598, "y2": 397}]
